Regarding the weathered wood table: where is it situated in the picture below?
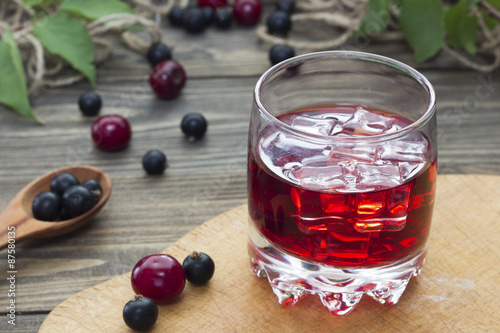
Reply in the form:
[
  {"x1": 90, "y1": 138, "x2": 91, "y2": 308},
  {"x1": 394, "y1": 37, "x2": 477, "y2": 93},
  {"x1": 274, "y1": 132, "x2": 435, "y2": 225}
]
[{"x1": 1, "y1": 9, "x2": 500, "y2": 332}]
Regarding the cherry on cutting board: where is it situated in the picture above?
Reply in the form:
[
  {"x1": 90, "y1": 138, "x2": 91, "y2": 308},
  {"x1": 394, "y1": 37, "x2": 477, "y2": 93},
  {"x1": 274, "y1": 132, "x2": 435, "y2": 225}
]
[{"x1": 131, "y1": 254, "x2": 186, "y2": 303}]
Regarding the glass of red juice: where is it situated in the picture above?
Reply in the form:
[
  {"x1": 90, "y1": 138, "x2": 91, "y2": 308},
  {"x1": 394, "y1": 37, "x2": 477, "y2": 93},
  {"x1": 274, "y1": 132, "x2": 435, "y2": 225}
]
[{"x1": 247, "y1": 51, "x2": 437, "y2": 315}]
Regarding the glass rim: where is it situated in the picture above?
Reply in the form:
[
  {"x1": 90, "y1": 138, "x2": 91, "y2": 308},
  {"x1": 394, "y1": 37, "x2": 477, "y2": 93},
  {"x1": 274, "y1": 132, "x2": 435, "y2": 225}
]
[{"x1": 253, "y1": 51, "x2": 436, "y2": 144}]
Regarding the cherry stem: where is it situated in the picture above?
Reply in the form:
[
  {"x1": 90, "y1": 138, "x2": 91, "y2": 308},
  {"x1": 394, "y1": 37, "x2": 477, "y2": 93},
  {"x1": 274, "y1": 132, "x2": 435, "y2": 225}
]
[{"x1": 479, "y1": 0, "x2": 500, "y2": 22}]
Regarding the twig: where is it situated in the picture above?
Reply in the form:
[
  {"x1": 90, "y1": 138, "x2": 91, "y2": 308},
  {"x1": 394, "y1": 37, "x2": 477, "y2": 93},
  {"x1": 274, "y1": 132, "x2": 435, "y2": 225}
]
[{"x1": 478, "y1": 0, "x2": 500, "y2": 22}]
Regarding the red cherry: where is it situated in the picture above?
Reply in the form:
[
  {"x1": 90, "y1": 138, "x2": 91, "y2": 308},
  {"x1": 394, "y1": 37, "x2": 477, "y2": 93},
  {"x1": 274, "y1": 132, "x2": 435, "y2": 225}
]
[
  {"x1": 233, "y1": 0, "x2": 262, "y2": 26},
  {"x1": 198, "y1": 0, "x2": 227, "y2": 9},
  {"x1": 91, "y1": 114, "x2": 131, "y2": 151},
  {"x1": 149, "y1": 60, "x2": 187, "y2": 100},
  {"x1": 131, "y1": 254, "x2": 186, "y2": 303}
]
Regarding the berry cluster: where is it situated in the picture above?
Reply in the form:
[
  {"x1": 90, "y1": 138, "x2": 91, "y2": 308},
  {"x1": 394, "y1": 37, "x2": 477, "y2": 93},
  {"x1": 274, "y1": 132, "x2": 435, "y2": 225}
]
[
  {"x1": 167, "y1": 0, "x2": 262, "y2": 34},
  {"x1": 265, "y1": 0, "x2": 297, "y2": 66},
  {"x1": 123, "y1": 252, "x2": 215, "y2": 331},
  {"x1": 32, "y1": 172, "x2": 102, "y2": 221}
]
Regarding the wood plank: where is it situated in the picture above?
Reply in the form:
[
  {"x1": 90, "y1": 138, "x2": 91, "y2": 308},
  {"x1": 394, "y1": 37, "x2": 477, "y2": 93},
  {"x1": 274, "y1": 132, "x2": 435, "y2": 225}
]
[{"x1": 38, "y1": 175, "x2": 500, "y2": 333}]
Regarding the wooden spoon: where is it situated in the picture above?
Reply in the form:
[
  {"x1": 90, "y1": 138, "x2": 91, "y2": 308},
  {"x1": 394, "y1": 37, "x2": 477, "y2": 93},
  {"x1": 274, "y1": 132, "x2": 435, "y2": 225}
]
[{"x1": 0, "y1": 165, "x2": 112, "y2": 250}]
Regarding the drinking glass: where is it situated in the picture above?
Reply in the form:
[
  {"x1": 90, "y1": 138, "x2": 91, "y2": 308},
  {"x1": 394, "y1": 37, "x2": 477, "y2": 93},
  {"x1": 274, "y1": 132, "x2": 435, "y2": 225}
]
[{"x1": 247, "y1": 51, "x2": 437, "y2": 315}]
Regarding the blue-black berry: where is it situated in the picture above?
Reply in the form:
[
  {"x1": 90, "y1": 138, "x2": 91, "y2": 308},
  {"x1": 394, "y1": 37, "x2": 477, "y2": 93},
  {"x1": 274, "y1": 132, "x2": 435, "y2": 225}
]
[
  {"x1": 32, "y1": 191, "x2": 61, "y2": 221},
  {"x1": 214, "y1": 8, "x2": 233, "y2": 29},
  {"x1": 50, "y1": 172, "x2": 80, "y2": 196},
  {"x1": 78, "y1": 91, "x2": 102, "y2": 117},
  {"x1": 146, "y1": 43, "x2": 172, "y2": 68},
  {"x1": 201, "y1": 6, "x2": 216, "y2": 26},
  {"x1": 142, "y1": 150, "x2": 168, "y2": 175},
  {"x1": 62, "y1": 185, "x2": 95, "y2": 219},
  {"x1": 82, "y1": 179, "x2": 102, "y2": 203},
  {"x1": 267, "y1": 11, "x2": 292, "y2": 37},
  {"x1": 168, "y1": 5, "x2": 185, "y2": 27},
  {"x1": 269, "y1": 44, "x2": 295, "y2": 65},
  {"x1": 182, "y1": 251, "x2": 215, "y2": 285},
  {"x1": 183, "y1": 7, "x2": 206, "y2": 33},
  {"x1": 181, "y1": 113, "x2": 208, "y2": 141},
  {"x1": 123, "y1": 295, "x2": 158, "y2": 332},
  {"x1": 275, "y1": 0, "x2": 295, "y2": 15}
]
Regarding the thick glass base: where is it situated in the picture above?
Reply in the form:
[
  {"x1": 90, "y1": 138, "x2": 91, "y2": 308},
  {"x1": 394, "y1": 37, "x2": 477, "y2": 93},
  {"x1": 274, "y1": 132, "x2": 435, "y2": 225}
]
[{"x1": 248, "y1": 226, "x2": 426, "y2": 316}]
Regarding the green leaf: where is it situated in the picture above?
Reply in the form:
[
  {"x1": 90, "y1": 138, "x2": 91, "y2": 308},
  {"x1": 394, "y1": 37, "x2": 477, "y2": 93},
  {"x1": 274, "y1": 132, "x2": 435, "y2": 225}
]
[
  {"x1": 23, "y1": 0, "x2": 56, "y2": 7},
  {"x1": 398, "y1": 0, "x2": 445, "y2": 62},
  {"x1": 354, "y1": 0, "x2": 392, "y2": 37},
  {"x1": 463, "y1": 0, "x2": 481, "y2": 7},
  {"x1": 0, "y1": 29, "x2": 41, "y2": 123},
  {"x1": 33, "y1": 12, "x2": 96, "y2": 86},
  {"x1": 445, "y1": 1, "x2": 478, "y2": 54},
  {"x1": 59, "y1": 0, "x2": 134, "y2": 21}
]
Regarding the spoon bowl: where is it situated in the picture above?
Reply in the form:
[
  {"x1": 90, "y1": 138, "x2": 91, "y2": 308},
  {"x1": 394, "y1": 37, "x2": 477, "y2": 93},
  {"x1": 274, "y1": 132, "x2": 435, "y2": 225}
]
[{"x1": 0, "y1": 165, "x2": 112, "y2": 250}]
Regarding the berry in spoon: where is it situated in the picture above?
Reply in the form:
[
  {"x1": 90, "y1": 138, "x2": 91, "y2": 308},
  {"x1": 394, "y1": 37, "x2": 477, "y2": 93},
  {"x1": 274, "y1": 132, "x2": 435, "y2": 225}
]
[{"x1": 32, "y1": 191, "x2": 62, "y2": 221}]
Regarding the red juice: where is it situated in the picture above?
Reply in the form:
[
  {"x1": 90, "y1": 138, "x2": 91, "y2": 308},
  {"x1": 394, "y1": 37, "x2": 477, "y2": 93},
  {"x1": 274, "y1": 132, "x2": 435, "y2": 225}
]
[{"x1": 248, "y1": 105, "x2": 437, "y2": 267}]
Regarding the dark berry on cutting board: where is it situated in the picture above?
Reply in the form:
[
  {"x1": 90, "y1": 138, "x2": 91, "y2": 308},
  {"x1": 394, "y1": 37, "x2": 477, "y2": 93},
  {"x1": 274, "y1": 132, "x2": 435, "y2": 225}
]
[
  {"x1": 123, "y1": 295, "x2": 158, "y2": 332},
  {"x1": 182, "y1": 251, "x2": 215, "y2": 285}
]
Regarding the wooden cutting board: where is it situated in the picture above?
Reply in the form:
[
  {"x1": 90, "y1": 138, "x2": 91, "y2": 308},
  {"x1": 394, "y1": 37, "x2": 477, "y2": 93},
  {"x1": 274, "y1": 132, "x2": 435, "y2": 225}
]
[{"x1": 39, "y1": 175, "x2": 500, "y2": 332}]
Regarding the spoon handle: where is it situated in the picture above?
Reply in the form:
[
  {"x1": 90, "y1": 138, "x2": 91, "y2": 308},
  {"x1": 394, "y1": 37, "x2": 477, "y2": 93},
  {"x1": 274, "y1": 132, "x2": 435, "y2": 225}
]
[{"x1": 0, "y1": 202, "x2": 34, "y2": 250}]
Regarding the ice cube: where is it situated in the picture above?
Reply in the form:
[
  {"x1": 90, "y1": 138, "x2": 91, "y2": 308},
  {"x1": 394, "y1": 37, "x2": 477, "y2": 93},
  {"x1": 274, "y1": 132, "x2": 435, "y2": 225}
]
[
  {"x1": 342, "y1": 108, "x2": 395, "y2": 136},
  {"x1": 356, "y1": 163, "x2": 402, "y2": 189},
  {"x1": 290, "y1": 164, "x2": 346, "y2": 190},
  {"x1": 329, "y1": 143, "x2": 379, "y2": 164},
  {"x1": 378, "y1": 140, "x2": 427, "y2": 163},
  {"x1": 353, "y1": 184, "x2": 410, "y2": 233},
  {"x1": 291, "y1": 188, "x2": 352, "y2": 234},
  {"x1": 398, "y1": 161, "x2": 426, "y2": 181},
  {"x1": 290, "y1": 115, "x2": 343, "y2": 136}
]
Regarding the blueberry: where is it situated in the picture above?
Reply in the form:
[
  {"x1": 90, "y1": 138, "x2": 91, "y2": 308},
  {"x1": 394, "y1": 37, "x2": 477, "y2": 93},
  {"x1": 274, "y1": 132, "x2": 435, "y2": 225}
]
[
  {"x1": 182, "y1": 251, "x2": 215, "y2": 285},
  {"x1": 146, "y1": 43, "x2": 172, "y2": 68},
  {"x1": 123, "y1": 295, "x2": 158, "y2": 332},
  {"x1": 201, "y1": 7, "x2": 216, "y2": 26},
  {"x1": 275, "y1": 0, "x2": 295, "y2": 15},
  {"x1": 78, "y1": 91, "x2": 102, "y2": 117},
  {"x1": 214, "y1": 8, "x2": 233, "y2": 29},
  {"x1": 82, "y1": 179, "x2": 102, "y2": 203},
  {"x1": 267, "y1": 11, "x2": 292, "y2": 37},
  {"x1": 168, "y1": 5, "x2": 185, "y2": 27},
  {"x1": 62, "y1": 185, "x2": 95, "y2": 219},
  {"x1": 32, "y1": 191, "x2": 62, "y2": 221},
  {"x1": 181, "y1": 113, "x2": 208, "y2": 140},
  {"x1": 50, "y1": 172, "x2": 80, "y2": 196},
  {"x1": 142, "y1": 150, "x2": 168, "y2": 175},
  {"x1": 183, "y1": 7, "x2": 206, "y2": 33},
  {"x1": 269, "y1": 44, "x2": 295, "y2": 65}
]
